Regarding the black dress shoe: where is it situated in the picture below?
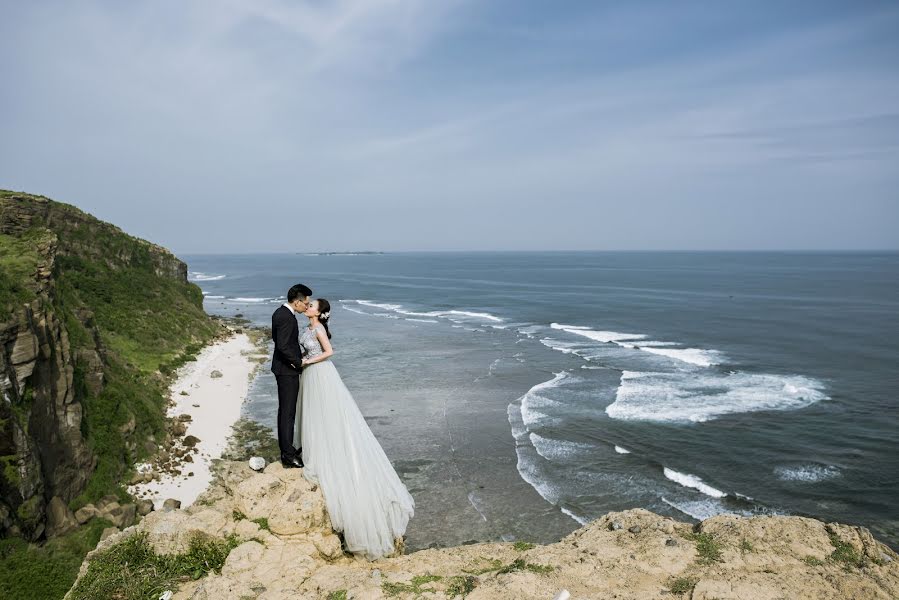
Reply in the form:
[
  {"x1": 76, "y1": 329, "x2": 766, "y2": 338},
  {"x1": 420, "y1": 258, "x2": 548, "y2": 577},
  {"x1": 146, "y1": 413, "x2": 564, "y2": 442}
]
[{"x1": 281, "y1": 456, "x2": 304, "y2": 469}]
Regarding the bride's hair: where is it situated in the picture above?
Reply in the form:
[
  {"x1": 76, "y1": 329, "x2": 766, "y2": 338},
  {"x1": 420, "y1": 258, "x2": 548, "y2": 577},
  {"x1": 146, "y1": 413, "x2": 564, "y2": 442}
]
[{"x1": 316, "y1": 298, "x2": 332, "y2": 339}]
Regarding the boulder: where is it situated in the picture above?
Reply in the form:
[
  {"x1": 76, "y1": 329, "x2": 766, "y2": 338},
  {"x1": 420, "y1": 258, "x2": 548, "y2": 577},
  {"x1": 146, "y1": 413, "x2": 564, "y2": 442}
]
[
  {"x1": 162, "y1": 498, "x2": 181, "y2": 511},
  {"x1": 46, "y1": 496, "x2": 77, "y2": 537},
  {"x1": 106, "y1": 503, "x2": 137, "y2": 528},
  {"x1": 74, "y1": 504, "x2": 100, "y2": 525},
  {"x1": 136, "y1": 499, "x2": 154, "y2": 516},
  {"x1": 99, "y1": 526, "x2": 120, "y2": 541}
]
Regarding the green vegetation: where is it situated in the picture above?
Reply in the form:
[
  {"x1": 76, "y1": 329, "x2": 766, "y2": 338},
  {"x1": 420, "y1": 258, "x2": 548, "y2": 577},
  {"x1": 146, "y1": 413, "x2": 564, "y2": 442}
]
[
  {"x1": 512, "y1": 541, "x2": 535, "y2": 551},
  {"x1": 462, "y1": 556, "x2": 555, "y2": 576},
  {"x1": 382, "y1": 574, "x2": 443, "y2": 596},
  {"x1": 232, "y1": 509, "x2": 247, "y2": 521},
  {"x1": 803, "y1": 555, "x2": 825, "y2": 567},
  {"x1": 685, "y1": 531, "x2": 724, "y2": 565},
  {"x1": 251, "y1": 517, "x2": 271, "y2": 532},
  {"x1": 0, "y1": 229, "x2": 48, "y2": 319},
  {"x1": 0, "y1": 191, "x2": 223, "y2": 598},
  {"x1": 668, "y1": 576, "x2": 698, "y2": 595},
  {"x1": 828, "y1": 532, "x2": 866, "y2": 569},
  {"x1": 0, "y1": 518, "x2": 113, "y2": 600},
  {"x1": 740, "y1": 539, "x2": 754, "y2": 554},
  {"x1": 67, "y1": 531, "x2": 241, "y2": 600},
  {"x1": 327, "y1": 591, "x2": 348, "y2": 600},
  {"x1": 445, "y1": 574, "x2": 479, "y2": 597}
]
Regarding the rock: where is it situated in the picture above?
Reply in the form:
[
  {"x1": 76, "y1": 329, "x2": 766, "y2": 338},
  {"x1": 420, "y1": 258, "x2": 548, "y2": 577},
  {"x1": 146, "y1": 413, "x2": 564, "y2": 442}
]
[
  {"x1": 158, "y1": 591, "x2": 173, "y2": 600},
  {"x1": 142, "y1": 440, "x2": 157, "y2": 454},
  {"x1": 183, "y1": 435, "x2": 201, "y2": 447},
  {"x1": 666, "y1": 538, "x2": 678, "y2": 547},
  {"x1": 106, "y1": 503, "x2": 137, "y2": 528},
  {"x1": 162, "y1": 498, "x2": 181, "y2": 511},
  {"x1": 610, "y1": 520, "x2": 623, "y2": 531},
  {"x1": 96, "y1": 494, "x2": 119, "y2": 510},
  {"x1": 46, "y1": 496, "x2": 77, "y2": 536},
  {"x1": 99, "y1": 526, "x2": 120, "y2": 541},
  {"x1": 171, "y1": 421, "x2": 188, "y2": 436},
  {"x1": 74, "y1": 504, "x2": 100, "y2": 525},
  {"x1": 177, "y1": 413, "x2": 192, "y2": 422},
  {"x1": 136, "y1": 499, "x2": 154, "y2": 516},
  {"x1": 210, "y1": 370, "x2": 223, "y2": 379},
  {"x1": 311, "y1": 532, "x2": 344, "y2": 560},
  {"x1": 628, "y1": 525, "x2": 642, "y2": 534},
  {"x1": 248, "y1": 456, "x2": 266, "y2": 471}
]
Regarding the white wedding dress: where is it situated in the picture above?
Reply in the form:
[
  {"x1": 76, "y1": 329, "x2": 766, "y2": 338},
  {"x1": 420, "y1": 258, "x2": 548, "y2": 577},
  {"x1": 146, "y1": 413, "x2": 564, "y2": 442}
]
[{"x1": 294, "y1": 324, "x2": 415, "y2": 560}]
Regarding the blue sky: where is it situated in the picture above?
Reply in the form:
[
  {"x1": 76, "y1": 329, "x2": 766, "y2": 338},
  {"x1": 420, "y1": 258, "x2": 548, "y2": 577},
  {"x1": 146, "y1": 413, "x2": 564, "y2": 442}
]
[{"x1": 1, "y1": 1, "x2": 897, "y2": 252}]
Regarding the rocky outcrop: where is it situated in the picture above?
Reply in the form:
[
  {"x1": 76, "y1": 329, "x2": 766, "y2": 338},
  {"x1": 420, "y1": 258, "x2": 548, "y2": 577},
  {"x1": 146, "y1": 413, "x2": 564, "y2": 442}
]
[
  {"x1": 65, "y1": 461, "x2": 899, "y2": 600},
  {"x1": 0, "y1": 284, "x2": 97, "y2": 539},
  {"x1": 0, "y1": 189, "x2": 209, "y2": 540},
  {"x1": 0, "y1": 191, "x2": 188, "y2": 282}
]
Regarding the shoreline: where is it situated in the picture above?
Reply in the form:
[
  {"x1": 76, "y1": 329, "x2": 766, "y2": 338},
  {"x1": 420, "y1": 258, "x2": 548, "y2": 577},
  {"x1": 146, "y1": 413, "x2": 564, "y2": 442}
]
[{"x1": 127, "y1": 329, "x2": 268, "y2": 509}]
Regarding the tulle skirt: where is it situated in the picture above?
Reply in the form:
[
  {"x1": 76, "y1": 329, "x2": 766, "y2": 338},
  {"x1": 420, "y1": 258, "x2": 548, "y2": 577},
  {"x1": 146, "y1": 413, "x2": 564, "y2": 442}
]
[{"x1": 295, "y1": 360, "x2": 414, "y2": 560}]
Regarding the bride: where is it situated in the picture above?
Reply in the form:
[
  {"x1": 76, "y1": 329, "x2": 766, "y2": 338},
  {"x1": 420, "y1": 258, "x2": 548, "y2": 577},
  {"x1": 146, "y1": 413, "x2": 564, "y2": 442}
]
[{"x1": 294, "y1": 298, "x2": 415, "y2": 560}]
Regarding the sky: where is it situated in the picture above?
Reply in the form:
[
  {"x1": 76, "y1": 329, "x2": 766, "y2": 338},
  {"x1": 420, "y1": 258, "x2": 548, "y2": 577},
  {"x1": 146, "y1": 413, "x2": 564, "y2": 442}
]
[{"x1": 1, "y1": 0, "x2": 898, "y2": 253}]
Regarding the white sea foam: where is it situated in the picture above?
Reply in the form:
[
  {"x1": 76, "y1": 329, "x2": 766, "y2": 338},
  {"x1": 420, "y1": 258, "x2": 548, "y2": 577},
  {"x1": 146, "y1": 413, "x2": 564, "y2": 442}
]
[
  {"x1": 539, "y1": 338, "x2": 584, "y2": 356},
  {"x1": 774, "y1": 464, "x2": 841, "y2": 483},
  {"x1": 614, "y1": 445, "x2": 631, "y2": 454},
  {"x1": 342, "y1": 306, "x2": 372, "y2": 316},
  {"x1": 663, "y1": 467, "x2": 727, "y2": 498},
  {"x1": 405, "y1": 318, "x2": 439, "y2": 323},
  {"x1": 528, "y1": 432, "x2": 596, "y2": 462},
  {"x1": 518, "y1": 372, "x2": 571, "y2": 430},
  {"x1": 662, "y1": 497, "x2": 731, "y2": 521},
  {"x1": 550, "y1": 323, "x2": 646, "y2": 343},
  {"x1": 348, "y1": 300, "x2": 504, "y2": 323},
  {"x1": 606, "y1": 370, "x2": 828, "y2": 423},
  {"x1": 231, "y1": 297, "x2": 275, "y2": 303},
  {"x1": 357, "y1": 300, "x2": 403, "y2": 311},
  {"x1": 204, "y1": 295, "x2": 225, "y2": 299},
  {"x1": 188, "y1": 272, "x2": 226, "y2": 281},
  {"x1": 639, "y1": 346, "x2": 723, "y2": 367},
  {"x1": 560, "y1": 507, "x2": 590, "y2": 525}
]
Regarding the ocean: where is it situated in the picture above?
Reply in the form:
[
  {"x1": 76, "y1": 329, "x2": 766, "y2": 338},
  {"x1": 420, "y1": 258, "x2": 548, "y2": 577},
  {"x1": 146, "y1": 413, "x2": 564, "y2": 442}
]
[{"x1": 183, "y1": 251, "x2": 899, "y2": 550}]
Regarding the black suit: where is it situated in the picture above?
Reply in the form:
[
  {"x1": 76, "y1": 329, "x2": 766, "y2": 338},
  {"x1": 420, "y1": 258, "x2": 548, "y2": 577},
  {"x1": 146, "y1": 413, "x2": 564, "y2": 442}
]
[{"x1": 271, "y1": 304, "x2": 303, "y2": 460}]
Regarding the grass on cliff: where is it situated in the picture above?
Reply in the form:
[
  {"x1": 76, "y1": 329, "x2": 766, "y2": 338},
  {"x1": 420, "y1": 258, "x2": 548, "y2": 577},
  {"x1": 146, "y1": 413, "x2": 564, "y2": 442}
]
[
  {"x1": 55, "y1": 253, "x2": 218, "y2": 373},
  {"x1": 68, "y1": 531, "x2": 241, "y2": 600},
  {"x1": 0, "y1": 518, "x2": 112, "y2": 600},
  {"x1": 0, "y1": 230, "x2": 48, "y2": 319}
]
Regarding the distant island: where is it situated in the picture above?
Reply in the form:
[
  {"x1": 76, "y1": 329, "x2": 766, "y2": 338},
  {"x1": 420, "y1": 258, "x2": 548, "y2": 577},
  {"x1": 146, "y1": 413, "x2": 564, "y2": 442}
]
[{"x1": 300, "y1": 251, "x2": 386, "y2": 256}]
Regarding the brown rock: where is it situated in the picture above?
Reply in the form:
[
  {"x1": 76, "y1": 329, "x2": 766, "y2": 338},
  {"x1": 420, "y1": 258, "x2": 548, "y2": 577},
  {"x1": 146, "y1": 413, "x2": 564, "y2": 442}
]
[
  {"x1": 74, "y1": 504, "x2": 100, "y2": 525},
  {"x1": 162, "y1": 498, "x2": 181, "y2": 511},
  {"x1": 183, "y1": 435, "x2": 200, "y2": 447},
  {"x1": 46, "y1": 496, "x2": 77, "y2": 537},
  {"x1": 136, "y1": 499, "x2": 154, "y2": 516}
]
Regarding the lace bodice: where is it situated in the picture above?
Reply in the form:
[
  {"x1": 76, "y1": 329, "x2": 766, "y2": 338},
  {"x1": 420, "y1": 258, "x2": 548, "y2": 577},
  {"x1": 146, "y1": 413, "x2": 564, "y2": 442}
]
[{"x1": 300, "y1": 325, "x2": 325, "y2": 359}]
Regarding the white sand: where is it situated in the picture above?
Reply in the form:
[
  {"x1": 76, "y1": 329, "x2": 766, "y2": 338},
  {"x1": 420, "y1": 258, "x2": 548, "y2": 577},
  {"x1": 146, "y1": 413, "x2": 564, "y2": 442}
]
[{"x1": 128, "y1": 332, "x2": 263, "y2": 509}]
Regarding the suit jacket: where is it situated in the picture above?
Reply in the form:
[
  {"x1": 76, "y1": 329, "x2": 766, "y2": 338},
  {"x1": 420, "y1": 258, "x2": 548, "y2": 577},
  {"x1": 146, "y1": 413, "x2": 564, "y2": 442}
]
[{"x1": 271, "y1": 305, "x2": 303, "y2": 376}]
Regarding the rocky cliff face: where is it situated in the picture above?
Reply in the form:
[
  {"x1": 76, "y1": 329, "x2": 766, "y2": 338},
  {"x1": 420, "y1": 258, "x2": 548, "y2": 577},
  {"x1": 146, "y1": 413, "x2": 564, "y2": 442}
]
[
  {"x1": 65, "y1": 460, "x2": 899, "y2": 600},
  {"x1": 0, "y1": 190, "x2": 204, "y2": 540}
]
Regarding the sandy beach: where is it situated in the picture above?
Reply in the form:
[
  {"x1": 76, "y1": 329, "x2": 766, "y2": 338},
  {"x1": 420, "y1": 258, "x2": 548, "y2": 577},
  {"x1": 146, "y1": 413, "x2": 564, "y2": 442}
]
[{"x1": 128, "y1": 331, "x2": 265, "y2": 509}]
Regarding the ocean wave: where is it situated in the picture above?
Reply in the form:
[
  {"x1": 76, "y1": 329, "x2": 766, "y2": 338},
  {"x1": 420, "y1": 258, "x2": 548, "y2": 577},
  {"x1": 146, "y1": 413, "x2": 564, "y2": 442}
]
[
  {"x1": 539, "y1": 338, "x2": 585, "y2": 356},
  {"x1": 345, "y1": 299, "x2": 504, "y2": 323},
  {"x1": 204, "y1": 295, "x2": 225, "y2": 299},
  {"x1": 614, "y1": 445, "x2": 631, "y2": 454},
  {"x1": 548, "y1": 323, "x2": 724, "y2": 366},
  {"x1": 405, "y1": 318, "x2": 439, "y2": 323},
  {"x1": 774, "y1": 464, "x2": 841, "y2": 483},
  {"x1": 662, "y1": 497, "x2": 730, "y2": 521},
  {"x1": 507, "y1": 402, "x2": 564, "y2": 506},
  {"x1": 639, "y1": 346, "x2": 723, "y2": 367},
  {"x1": 663, "y1": 467, "x2": 727, "y2": 498},
  {"x1": 519, "y1": 372, "x2": 572, "y2": 428},
  {"x1": 606, "y1": 370, "x2": 828, "y2": 423},
  {"x1": 560, "y1": 506, "x2": 589, "y2": 525},
  {"x1": 550, "y1": 323, "x2": 646, "y2": 343},
  {"x1": 528, "y1": 432, "x2": 596, "y2": 462},
  {"x1": 188, "y1": 271, "x2": 226, "y2": 281},
  {"x1": 231, "y1": 297, "x2": 276, "y2": 303}
]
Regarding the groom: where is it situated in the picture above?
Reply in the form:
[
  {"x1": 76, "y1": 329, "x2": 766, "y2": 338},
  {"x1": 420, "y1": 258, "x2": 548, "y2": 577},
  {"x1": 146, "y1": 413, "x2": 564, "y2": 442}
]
[{"x1": 271, "y1": 283, "x2": 312, "y2": 468}]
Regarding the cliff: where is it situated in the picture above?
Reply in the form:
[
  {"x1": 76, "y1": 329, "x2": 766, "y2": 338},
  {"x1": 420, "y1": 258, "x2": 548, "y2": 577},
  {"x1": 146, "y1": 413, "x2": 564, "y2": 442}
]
[
  {"x1": 0, "y1": 190, "x2": 220, "y2": 542},
  {"x1": 65, "y1": 460, "x2": 899, "y2": 600}
]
